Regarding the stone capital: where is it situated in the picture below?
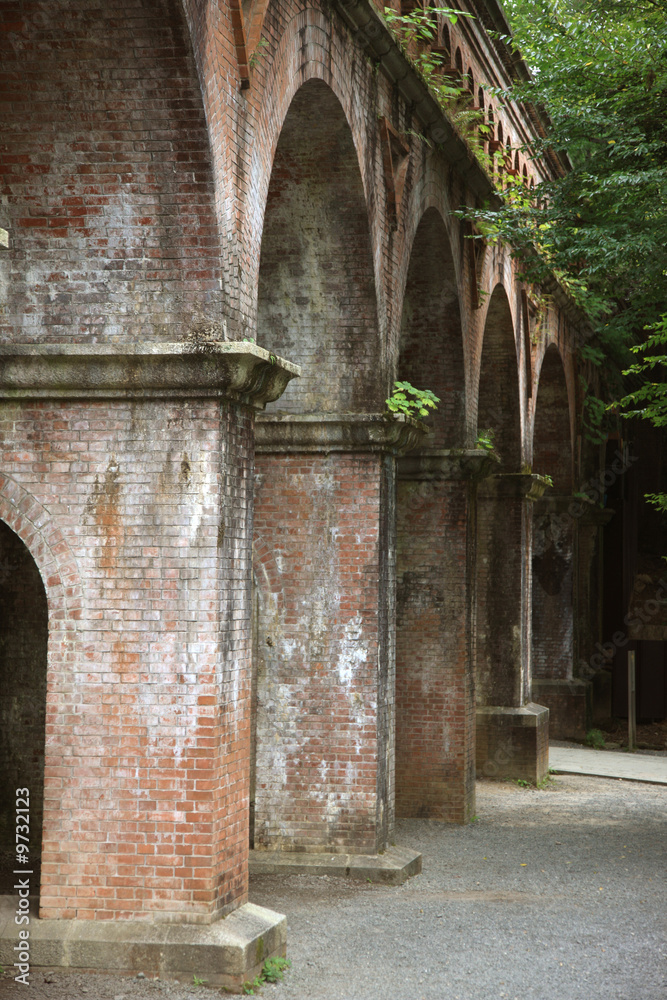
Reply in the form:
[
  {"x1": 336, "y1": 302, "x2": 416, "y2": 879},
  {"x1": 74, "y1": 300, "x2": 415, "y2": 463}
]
[
  {"x1": 254, "y1": 413, "x2": 426, "y2": 455},
  {"x1": 397, "y1": 448, "x2": 499, "y2": 482},
  {"x1": 0, "y1": 342, "x2": 300, "y2": 409},
  {"x1": 480, "y1": 473, "x2": 551, "y2": 502}
]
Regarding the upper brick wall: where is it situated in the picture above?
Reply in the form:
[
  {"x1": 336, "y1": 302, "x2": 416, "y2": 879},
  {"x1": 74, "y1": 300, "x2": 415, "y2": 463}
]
[{"x1": 0, "y1": 0, "x2": 224, "y2": 345}]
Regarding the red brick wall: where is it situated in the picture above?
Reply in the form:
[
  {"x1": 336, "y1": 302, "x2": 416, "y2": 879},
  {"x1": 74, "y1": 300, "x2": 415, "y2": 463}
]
[
  {"x1": 395, "y1": 476, "x2": 475, "y2": 821},
  {"x1": 0, "y1": 0, "x2": 223, "y2": 345},
  {"x1": 252, "y1": 452, "x2": 391, "y2": 853},
  {"x1": 0, "y1": 398, "x2": 253, "y2": 922}
]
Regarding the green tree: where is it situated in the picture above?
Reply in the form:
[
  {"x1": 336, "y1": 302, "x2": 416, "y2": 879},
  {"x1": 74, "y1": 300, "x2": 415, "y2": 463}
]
[{"x1": 470, "y1": 0, "x2": 667, "y2": 369}]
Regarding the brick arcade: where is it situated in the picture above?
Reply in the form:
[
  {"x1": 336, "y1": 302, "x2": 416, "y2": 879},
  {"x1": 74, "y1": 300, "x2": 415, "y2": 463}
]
[{"x1": 0, "y1": 0, "x2": 612, "y2": 985}]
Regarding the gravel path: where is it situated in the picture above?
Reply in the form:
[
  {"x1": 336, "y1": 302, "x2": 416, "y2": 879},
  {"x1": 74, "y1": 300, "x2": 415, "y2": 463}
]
[{"x1": 2, "y1": 775, "x2": 665, "y2": 1000}]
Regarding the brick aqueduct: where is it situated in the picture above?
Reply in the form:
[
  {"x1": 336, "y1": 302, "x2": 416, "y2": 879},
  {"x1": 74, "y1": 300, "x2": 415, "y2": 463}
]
[{"x1": 0, "y1": 0, "x2": 607, "y2": 985}]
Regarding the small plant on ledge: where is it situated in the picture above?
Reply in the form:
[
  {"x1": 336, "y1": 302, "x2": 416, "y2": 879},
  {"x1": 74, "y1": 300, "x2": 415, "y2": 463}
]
[
  {"x1": 385, "y1": 381, "x2": 440, "y2": 420},
  {"x1": 475, "y1": 427, "x2": 496, "y2": 452}
]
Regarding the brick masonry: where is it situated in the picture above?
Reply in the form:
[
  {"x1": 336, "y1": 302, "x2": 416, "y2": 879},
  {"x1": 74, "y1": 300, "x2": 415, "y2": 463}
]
[
  {"x1": 0, "y1": 398, "x2": 254, "y2": 922},
  {"x1": 0, "y1": 0, "x2": 605, "y2": 944}
]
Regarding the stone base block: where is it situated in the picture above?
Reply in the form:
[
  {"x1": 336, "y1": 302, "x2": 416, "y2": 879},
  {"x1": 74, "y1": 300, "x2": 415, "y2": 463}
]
[
  {"x1": 0, "y1": 897, "x2": 286, "y2": 992},
  {"x1": 249, "y1": 845, "x2": 421, "y2": 885},
  {"x1": 476, "y1": 703, "x2": 549, "y2": 783},
  {"x1": 532, "y1": 679, "x2": 592, "y2": 741}
]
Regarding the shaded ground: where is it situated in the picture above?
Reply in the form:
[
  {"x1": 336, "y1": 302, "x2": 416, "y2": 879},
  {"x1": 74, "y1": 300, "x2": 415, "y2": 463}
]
[
  {"x1": 597, "y1": 717, "x2": 667, "y2": 752},
  {"x1": 1, "y1": 775, "x2": 665, "y2": 999}
]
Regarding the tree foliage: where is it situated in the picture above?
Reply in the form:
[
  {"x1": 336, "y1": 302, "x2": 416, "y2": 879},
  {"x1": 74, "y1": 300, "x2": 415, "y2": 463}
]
[{"x1": 472, "y1": 0, "x2": 667, "y2": 364}]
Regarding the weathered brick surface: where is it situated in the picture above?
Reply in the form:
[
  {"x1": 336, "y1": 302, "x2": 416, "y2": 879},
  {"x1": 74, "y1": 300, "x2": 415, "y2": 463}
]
[
  {"x1": 252, "y1": 452, "x2": 392, "y2": 853},
  {"x1": 1, "y1": 0, "x2": 224, "y2": 345},
  {"x1": 0, "y1": 399, "x2": 253, "y2": 921},
  {"x1": 0, "y1": 0, "x2": 593, "y2": 936}
]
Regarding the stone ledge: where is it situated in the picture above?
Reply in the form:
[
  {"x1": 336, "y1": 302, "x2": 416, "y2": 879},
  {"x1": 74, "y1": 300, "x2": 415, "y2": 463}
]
[
  {"x1": 397, "y1": 448, "x2": 499, "y2": 481},
  {"x1": 476, "y1": 702, "x2": 550, "y2": 727},
  {"x1": 249, "y1": 845, "x2": 422, "y2": 884},
  {"x1": 255, "y1": 413, "x2": 426, "y2": 455},
  {"x1": 479, "y1": 473, "x2": 551, "y2": 501},
  {"x1": 0, "y1": 342, "x2": 300, "y2": 409},
  {"x1": 0, "y1": 898, "x2": 286, "y2": 992}
]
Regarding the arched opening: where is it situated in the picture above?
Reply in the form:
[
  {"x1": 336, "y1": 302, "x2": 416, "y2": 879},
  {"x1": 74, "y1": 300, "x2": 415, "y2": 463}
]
[
  {"x1": 258, "y1": 79, "x2": 380, "y2": 414},
  {"x1": 252, "y1": 80, "x2": 387, "y2": 853},
  {"x1": 533, "y1": 345, "x2": 573, "y2": 493},
  {"x1": 475, "y1": 285, "x2": 542, "y2": 778},
  {"x1": 0, "y1": 522, "x2": 48, "y2": 894},
  {"x1": 396, "y1": 208, "x2": 465, "y2": 448},
  {"x1": 531, "y1": 347, "x2": 580, "y2": 736},
  {"x1": 477, "y1": 286, "x2": 521, "y2": 473},
  {"x1": 395, "y1": 210, "x2": 472, "y2": 822}
]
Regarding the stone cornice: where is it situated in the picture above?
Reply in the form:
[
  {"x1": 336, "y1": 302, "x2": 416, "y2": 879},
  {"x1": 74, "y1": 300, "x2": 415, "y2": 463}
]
[
  {"x1": 254, "y1": 413, "x2": 426, "y2": 455},
  {"x1": 397, "y1": 448, "x2": 499, "y2": 482},
  {"x1": 579, "y1": 505, "x2": 616, "y2": 527},
  {"x1": 532, "y1": 494, "x2": 578, "y2": 515},
  {"x1": 480, "y1": 472, "x2": 551, "y2": 502},
  {"x1": 0, "y1": 342, "x2": 300, "y2": 408}
]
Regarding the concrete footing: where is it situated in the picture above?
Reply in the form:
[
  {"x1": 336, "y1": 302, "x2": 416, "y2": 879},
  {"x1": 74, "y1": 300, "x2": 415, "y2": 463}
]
[
  {"x1": 0, "y1": 897, "x2": 286, "y2": 992},
  {"x1": 249, "y1": 845, "x2": 422, "y2": 884},
  {"x1": 476, "y1": 702, "x2": 549, "y2": 783},
  {"x1": 532, "y1": 678, "x2": 592, "y2": 741}
]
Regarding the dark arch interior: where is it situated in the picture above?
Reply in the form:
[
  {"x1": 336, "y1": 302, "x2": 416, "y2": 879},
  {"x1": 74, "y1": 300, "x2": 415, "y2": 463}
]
[
  {"x1": 398, "y1": 208, "x2": 465, "y2": 448},
  {"x1": 0, "y1": 523, "x2": 48, "y2": 894},
  {"x1": 478, "y1": 286, "x2": 522, "y2": 471},
  {"x1": 533, "y1": 345, "x2": 573, "y2": 492},
  {"x1": 258, "y1": 79, "x2": 380, "y2": 414}
]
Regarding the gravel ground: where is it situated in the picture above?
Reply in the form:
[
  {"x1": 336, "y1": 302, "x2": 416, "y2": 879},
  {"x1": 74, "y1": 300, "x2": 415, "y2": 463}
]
[{"x1": 2, "y1": 774, "x2": 665, "y2": 1000}]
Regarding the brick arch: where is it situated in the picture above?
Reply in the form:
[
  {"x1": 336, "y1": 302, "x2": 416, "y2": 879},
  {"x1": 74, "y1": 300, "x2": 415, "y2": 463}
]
[
  {"x1": 1, "y1": 0, "x2": 223, "y2": 345},
  {"x1": 0, "y1": 476, "x2": 83, "y2": 630},
  {"x1": 0, "y1": 476, "x2": 83, "y2": 899},
  {"x1": 476, "y1": 283, "x2": 522, "y2": 472},
  {"x1": 397, "y1": 206, "x2": 466, "y2": 448},
  {"x1": 256, "y1": 76, "x2": 381, "y2": 413},
  {"x1": 532, "y1": 343, "x2": 574, "y2": 492},
  {"x1": 247, "y1": 8, "x2": 377, "y2": 285}
]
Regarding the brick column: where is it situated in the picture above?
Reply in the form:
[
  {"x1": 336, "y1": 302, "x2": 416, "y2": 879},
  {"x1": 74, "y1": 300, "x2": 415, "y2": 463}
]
[
  {"x1": 531, "y1": 496, "x2": 591, "y2": 739},
  {"x1": 0, "y1": 342, "x2": 297, "y2": 935},
  {"x1": 252, "y1": 414, "x2": 423, "y2": 855},
  {"x1": 395, "y1": 449, "x2": 494, "y2": 824},
  {"x1": 475, "y1": 473, "x2": 549, "y2": 783}
]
